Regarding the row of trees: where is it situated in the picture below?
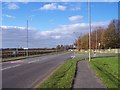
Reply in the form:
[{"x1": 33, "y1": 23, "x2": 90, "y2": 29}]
[
  {"x1": 56, "y1": 45, "x2": 74, "y2": 51},
  {"x1": 75, "y1": 19, "x2": 120, "y2": 50}
]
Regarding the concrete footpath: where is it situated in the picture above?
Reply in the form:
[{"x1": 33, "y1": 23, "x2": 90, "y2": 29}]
[{"x1": 73, "y1": 60, "x2": 105, "y2": 88}]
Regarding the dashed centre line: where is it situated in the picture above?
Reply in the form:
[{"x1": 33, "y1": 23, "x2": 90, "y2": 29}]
[
  {"x1": 1, "y1": 64, "x2": 21, "y2": 71},
  {"x1": 1, "y1": 66, "x2": 12, "y2": 71},
  {"x1": 12, "y1": 64, "x2": 21, "y2": 68},
  {"x1": 28, "y1": 60, "x2": 39, "y2": 64},
  {"x1": 1, "y1": 59, "x2": 41, "y2": 71}
]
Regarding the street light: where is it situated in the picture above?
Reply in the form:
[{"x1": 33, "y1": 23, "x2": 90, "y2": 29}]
[
  {"x1": 88, "y1": 0, "x2": 91, "y2": 61},
  {"x1": 26, "y1": 15, "x2": 33, "y2": 58},
  {"x1": 73, "y1": 32, "x2": 82, "y2": 51},
  {"x1": 26, "y1": 19, "x2": 28, "y2": 57},
  {"x1": 26, "y1": 18, "x2": 32, "y2": 58}
]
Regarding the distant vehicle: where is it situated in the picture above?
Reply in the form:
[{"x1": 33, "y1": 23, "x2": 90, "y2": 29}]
[{"x1": 68, "y1": 49, "x2": 73, "y2": 51}]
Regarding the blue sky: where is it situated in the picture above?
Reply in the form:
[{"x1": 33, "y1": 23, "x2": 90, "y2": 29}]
[{"x1": 1, "y1": 2, "x2": 118, "y2": 48}]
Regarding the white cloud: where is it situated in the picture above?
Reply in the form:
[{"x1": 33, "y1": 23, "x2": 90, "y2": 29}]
[
  {"x1": 69, "y1": 15, "x2": 83, "y2": 22},
  {"x1": 40, "y1": 3, "x2": 56, "y2": 10},
  {"x1": 2, "y1": 0, "x2": 119, "y2": 2},
  {"x1": 32, "y1": 21, "x2": 109, "y2": 40},
  {"x1": 2, "y1": 0, "x2": 120, "y2": 2},
  {"x1": 58, "y1": 5, "x2": 66, "y2": 10},
  {"x1": 1, "y1": 21, "x2": 109, "y2": 48},
  {"x1": 53, "y1": 35, "x2": 61, "y2": 39},
  {"x1": 39, "y1": 3, "x2": 66, "y2": 11},
  {"x1": 7, "y1": 3, "x2": 19, "y2": 10},
  {"x1": 1, "y1": 26, "x2": 26, "y2": 29},
  {"x1": 3, "y1": 14, "x2": 15, "y2": 19}
]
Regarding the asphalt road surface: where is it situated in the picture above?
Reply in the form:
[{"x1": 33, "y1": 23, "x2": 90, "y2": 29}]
[
  {"x1": 2, "y1": 52, "x2": 74, "y2": 88},
  {"x1": 2, "y1": 52, "x2": 117, "y2": 88}
]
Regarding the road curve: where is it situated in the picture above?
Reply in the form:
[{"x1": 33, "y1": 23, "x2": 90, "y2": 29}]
[{"x1": 2, "y1": 52, "x2": 73, "y2": 88}]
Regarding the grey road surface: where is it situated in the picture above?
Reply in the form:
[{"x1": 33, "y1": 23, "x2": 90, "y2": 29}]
[{"x1": 2, "y1": 52, "x2": 74, "y2": 88}]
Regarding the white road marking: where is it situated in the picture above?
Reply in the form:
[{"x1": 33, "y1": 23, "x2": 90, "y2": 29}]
[
  {"x1": 28, "y1": 60, "x2": 39, "y2": 64},
  {"x1": 71, "y1": 56, "x2": 75, "y2": 59},
  {"x1": 28, "y1": 61, "x2": 36, "y2": 64},
  {"x1": 1, "y1": 66, "x2": 12, "y2": 70},
  {"x1": 12, "y1": 64, "x2": 21, "y2": 68},
  {"x1": 1, "y1": 60, "x2": 40, "y2": 70},
  {"x1": 10, "y1": 60, "x2": 24, "y2": 63},
  {"x1": 1, "y1": 64, "x2": 21, "y2": 71}
]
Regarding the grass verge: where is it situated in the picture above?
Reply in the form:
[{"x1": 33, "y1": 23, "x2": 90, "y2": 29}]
[
  {"x1": 36, "y1": 58, "x2": 83, "y2": 89},
  {"x1": 88, "y1": 56, "x2": 119, "y2": 88}
]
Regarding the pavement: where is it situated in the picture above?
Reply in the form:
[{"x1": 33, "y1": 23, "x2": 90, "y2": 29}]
[
  {"x1": 73, "y1": 60, "x2": 105, "y2": 88},
  {"x1": 2, "y1": 52, "x2": 73, "y2": 88}
]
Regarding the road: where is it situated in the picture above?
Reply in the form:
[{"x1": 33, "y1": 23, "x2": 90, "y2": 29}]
[
  {"x1": 2, "y1": 52, "x2": 74, "y2": 88},
  {"x1": 2, "y1": 52, "x2": 117, "y2": 88}
]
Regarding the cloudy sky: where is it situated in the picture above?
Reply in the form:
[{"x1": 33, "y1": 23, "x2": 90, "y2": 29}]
[{"x1": 1, "y1": 2, "x2": 118, "y2": 48}]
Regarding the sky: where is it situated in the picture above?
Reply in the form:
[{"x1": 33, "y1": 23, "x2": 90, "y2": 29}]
[{"x1": 1, "y1": 2, "x2": 118, "y2": 48}]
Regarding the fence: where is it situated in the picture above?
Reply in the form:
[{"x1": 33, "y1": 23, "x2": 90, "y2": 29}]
[
  {"x1": 1, "y1": 48, "x2": 58, "y2": 59},
  {"x1": 79, "y1": 49, "x2": 120, "y2": 54}
]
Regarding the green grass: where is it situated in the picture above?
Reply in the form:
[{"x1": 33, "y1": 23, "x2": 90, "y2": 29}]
[
  {"x1": 88, "y1": 57, "x2": 119, "y2": 88},
  {"x1": 37, "y1": 58, "x2": 83, "y2": 89}
]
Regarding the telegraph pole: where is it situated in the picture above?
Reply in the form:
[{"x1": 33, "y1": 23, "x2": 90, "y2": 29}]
[{"x1": 88, "y1": 0, "x2": 91, "y2": 61}]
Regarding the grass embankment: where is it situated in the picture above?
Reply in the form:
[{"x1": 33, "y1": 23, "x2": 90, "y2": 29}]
[
  {"x1": 37, "y1": 58, "x2": 83, "y2": 89},
  {"x1": 88, "y1": 57, "x2": 119, "y2": 88}
]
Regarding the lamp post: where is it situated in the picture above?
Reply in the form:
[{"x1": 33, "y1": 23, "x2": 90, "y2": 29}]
[
  {"x1": 99, "y1": 43, "x2": 101, "y2": 53},
  {"x1": 88, "y1": 0, "x2": 91, "y2": 61},
  {"x1": 26, "y1": 19, "x2": 28, "y2": 57},
  {"x1": 73, "y1": 32, "x2": 82, "y2": 51},
  {"x1": 26, "y1": 16, "x2": 33, "y2": 58},
  {"x1": 96, "y1": 29, "x2": 98, "y2": 51}
]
